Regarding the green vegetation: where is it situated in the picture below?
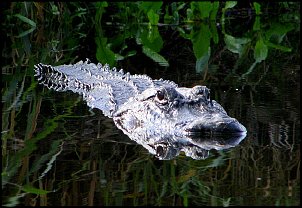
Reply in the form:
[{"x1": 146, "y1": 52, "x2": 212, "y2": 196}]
[{"x1": 3, "y1": 2, "x2": 299, "y2": 71}]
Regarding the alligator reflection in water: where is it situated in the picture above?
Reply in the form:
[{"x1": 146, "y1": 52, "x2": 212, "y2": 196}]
[
  {"x1": 34, "y1": 59, "x2": 247, "y2": 160},
  {"x1": 124, "y1": 130, "x2": 246, "y2": 160}
]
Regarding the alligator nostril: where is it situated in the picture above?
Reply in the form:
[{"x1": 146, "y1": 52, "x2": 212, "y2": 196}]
[{"x1": 173, "y1": 100, "x2": 179, "y2": 107}]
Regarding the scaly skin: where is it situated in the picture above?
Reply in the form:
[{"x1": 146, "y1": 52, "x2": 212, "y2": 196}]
[{"x1": 34, "y1": 59, "x2": 247, "y2": 159}]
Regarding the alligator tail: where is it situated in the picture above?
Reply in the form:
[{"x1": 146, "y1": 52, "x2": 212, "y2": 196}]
[{"x1": 34, "y1": 63, "x2": 92, "y2": 93}]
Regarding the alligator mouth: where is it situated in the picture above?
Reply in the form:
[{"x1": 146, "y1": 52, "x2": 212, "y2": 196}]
[{"x1": 184, "y1": 120, "x2": 247, "y2": 134}]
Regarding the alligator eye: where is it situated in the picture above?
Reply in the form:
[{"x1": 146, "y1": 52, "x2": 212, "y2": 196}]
[{"x1": 156, "y1": 90, "x2": 165, "y2": 101}]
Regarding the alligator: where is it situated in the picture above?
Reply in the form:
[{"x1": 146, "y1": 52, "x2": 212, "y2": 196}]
[{"x1": 34, "y1": 59, "x2": 247, "y2": 160}]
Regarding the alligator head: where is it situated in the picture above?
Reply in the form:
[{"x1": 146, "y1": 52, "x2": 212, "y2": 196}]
[
  {"x1": 34, "y1": 60, "x2": 247, "y2": 160},
  {"x1": 113, "y1": 85, "x2": 247, "y2": 136}
]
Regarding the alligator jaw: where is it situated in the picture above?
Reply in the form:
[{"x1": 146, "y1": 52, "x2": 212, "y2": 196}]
[{"x1": 184, "y1": 119, "x2": 247, "y2": 135}]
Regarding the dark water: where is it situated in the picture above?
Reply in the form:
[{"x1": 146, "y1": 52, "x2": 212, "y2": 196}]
[{"x1": 2, "y1": 2, "x2": 300, "y2": 206}]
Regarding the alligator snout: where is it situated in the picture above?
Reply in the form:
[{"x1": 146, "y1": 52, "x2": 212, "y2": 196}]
[
  {"x1": 223, "y1": 120, "x2": 247, "y2": 133},
  {"x1": 184, "y1": 119, "x2": 247, "y2": 134}
]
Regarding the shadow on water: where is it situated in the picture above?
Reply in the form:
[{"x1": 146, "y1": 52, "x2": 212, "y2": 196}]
[{"x1": 2, "y1": 2, "x2": 300, "y2": 206}]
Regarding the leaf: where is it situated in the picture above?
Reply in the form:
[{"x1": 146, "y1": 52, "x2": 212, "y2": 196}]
[
  {"x1": 1, "y1": 77, "x2": 19, "y2": 104},
  {"x1": 147, "y1": 9, "x2": 159, "y2": 25},
  {"x1": 223, "y1": 197, "x2": 232, "y2": 207},
  {"x1": 28, "y1": 140, "x2": 63, "y2": 178},
  {"x1": 254, "y1": 37, "x2": 268, "y2": 63},
  {"x1": 224, "y1": 1, "x2": 237, "y2": 9},
  {"x1": 182, "y1": 190, "x2": 189, "y2": 207},
  {"x1": 210, "y1": 20, "x2": 219, "y2": 44},
  {"x1": 38, "y1": 141, "x2": 64, "y2": 180},
  {"x1": 16, "y1": 27, "x2": 36, "y2": 38},
  {"x1": 186, "y1": 8, "x2": 193, "y2": 21},
  {"x1": 142, "y1": 46, "x2": 169, "y2": 67},
  {"x1": 210, "y1": 2, "x2": 220, "y2": 20},
  {"x1": 15, "y1": 14, "x2": 36, "y2": 27},
  {"x1": 190, "y1": 23, "x2": 212, "y2": 72},
  {"x1": 191, "y1": 2, "x2": 213, "y2": 20},
  {"x1": 125, "y1": 50, "x2": 137, "y2": 58},
  {"x1": 94, "y1": 2, "x2": 108, "y2": 23},
  {"x1": 196, "y1": 51, "x2": 210, "y2": 73},
  {"x1": 5, "y1": 117, "x2": 60, "y2": 181},
  {"x1": 160, "y1": 181, "x2": 168, "y2": 198},
  {"x1": 22, "y1": 184, "x2": 50, "y2": 195},
  {"x1": 191, "y1": 23, "x2": 211, "y2": 59},
  {"x1": 50, "y1": 3, "x2": 60, "y2": 15},
  {"x1": 95, "y1": 37, "x2": 116, "y2": 66},
  {"x1": 241, "y1": 61, "x2": 258, "y2": 78},
  {"x1": 206, "y1": 154, "x2": 226, "y2": 168},
  {"x1": 265, "y1": 41, "x2": 292, "y2": 52},
  {"x1": 14, "y1": 14, "x2": 36, "y2": 38},
  {"x1": 138, "y1": 26, "x2": 163, "y2": 52},
  {"x1": 139, "y1": 1, "x2": 163, "y2": 26},
  {"x1": 253, "y1": 16, "x2": 261, "y2": 31},
  {"x1": 253, "y1": 2, "x2": 261, "y2": 15},
  {"x1": 138, "y1": 2, "x2": 163, "y2": 14},
  {"x1": 199, "y1": 2, "x2": 213, "y2": 19},
  {"x1": 265, "y1": 22, "x2": 294, "y2": 44},
  {"x1": 224, "y1": 34, "x2": 250, "y2": 55},
  {"x1": 3, "y1": 193, "x2": 26, "y2": 207}
]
